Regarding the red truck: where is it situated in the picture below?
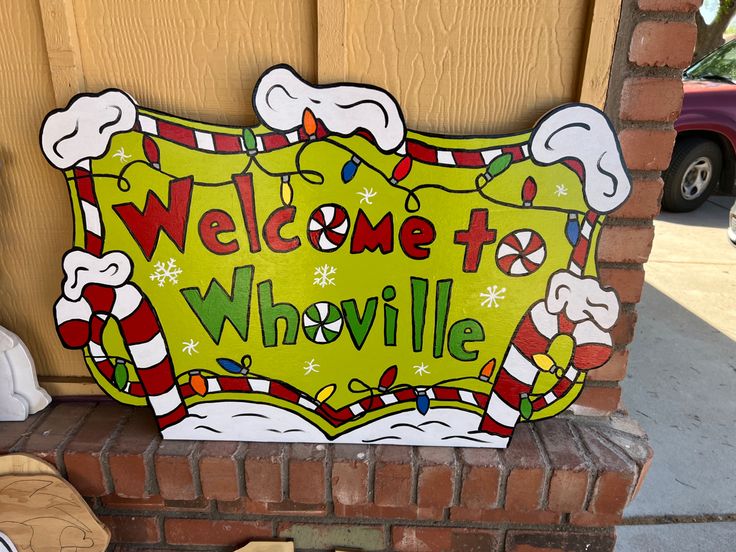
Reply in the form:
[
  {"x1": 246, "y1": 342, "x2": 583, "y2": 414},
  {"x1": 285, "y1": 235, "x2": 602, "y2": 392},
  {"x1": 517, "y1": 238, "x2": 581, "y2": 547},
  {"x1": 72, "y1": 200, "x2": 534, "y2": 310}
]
[{"x1": 665, "y1": 39, "x2": 736, "y2": 212}]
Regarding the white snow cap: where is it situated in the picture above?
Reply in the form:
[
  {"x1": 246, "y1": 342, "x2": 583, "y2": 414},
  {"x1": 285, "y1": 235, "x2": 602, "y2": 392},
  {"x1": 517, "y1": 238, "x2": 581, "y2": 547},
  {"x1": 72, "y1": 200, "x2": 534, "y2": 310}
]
[
  {"x1": 530, "y1": 104, "x2": 631, "y2": 214},
  {"x1": 61, "y1": 249, "x2": 132, "y2": 301},
  {"x1": 545, "y1": 271, "x2": 619, "y2": 331},
  {"x1": 41, "y1": 89, "x2": 137, "y2": 170},
  {"x1": 253, "y1": 65, "x2": 406, "y2": 152}
]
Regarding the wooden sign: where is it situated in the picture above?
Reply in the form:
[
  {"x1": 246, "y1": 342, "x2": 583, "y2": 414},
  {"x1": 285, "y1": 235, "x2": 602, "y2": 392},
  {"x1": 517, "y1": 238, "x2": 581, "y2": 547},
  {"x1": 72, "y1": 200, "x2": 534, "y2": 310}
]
[
  {"x1": 40, "y1": 65, "x2": 630, "y2": 448},
  {"x1": 0, "y1": 454, "x2": 109, "y2": 552}
]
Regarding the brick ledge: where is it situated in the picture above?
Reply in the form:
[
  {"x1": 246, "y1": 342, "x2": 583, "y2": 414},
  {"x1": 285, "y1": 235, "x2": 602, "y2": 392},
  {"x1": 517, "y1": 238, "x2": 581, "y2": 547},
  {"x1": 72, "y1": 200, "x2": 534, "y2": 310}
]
[{"x1": 0, "y1": 402, "x2": 651, "y2": 550}]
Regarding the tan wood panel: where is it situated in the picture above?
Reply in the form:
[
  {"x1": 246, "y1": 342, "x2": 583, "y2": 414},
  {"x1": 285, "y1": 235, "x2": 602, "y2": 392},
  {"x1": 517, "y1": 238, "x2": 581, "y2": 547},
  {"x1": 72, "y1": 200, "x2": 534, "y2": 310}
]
[
  {"x1": 579, "y1": 0, "x2": 621, "y2": 108},
  {"x1": 0, "y1": 1, "x2": 81, "y2": 380},
  {"x1": 340, "y1": 0, "x2": 592, "y2": 134},
  {"x1": 73, "y1": 0, "x2": 318, "y2": 126}
]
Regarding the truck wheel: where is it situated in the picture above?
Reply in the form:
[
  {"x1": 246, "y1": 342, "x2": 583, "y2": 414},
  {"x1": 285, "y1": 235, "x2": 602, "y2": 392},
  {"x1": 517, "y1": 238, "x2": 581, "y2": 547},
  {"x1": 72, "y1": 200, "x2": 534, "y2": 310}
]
[{"x1": 663, "y1": 137, "x2": 722, "y2": 212}]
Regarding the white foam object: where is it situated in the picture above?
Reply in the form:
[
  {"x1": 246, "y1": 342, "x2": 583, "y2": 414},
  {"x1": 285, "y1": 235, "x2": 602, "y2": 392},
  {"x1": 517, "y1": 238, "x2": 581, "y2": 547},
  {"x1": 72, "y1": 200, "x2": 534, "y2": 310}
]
[
  {"x1": 530, "y1": 104, "x2": 631, "y2": 214},
  {"x1": 40, "y1": 89, "x2": 137, "y2": 170},
  {"x1": 254, "y1": 65, "x2": 406, "y2": 152},
  {"x1": 0, "y1": 327, "x2": 51, "y2": 421}
]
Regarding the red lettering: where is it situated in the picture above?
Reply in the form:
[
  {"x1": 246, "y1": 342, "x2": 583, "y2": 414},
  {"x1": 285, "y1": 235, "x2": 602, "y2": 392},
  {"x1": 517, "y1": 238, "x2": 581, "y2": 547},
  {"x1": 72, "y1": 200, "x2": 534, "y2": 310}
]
[
  {"x1": 399, "y1": 216, "x2": 435, "y2": 260},
  {"x1": 113, "y1": 177, "x2": 193, "y2": 260},
  {"x1": 263, "y1": 206, "x2": 300, "y2": 253},
  {"x1": 199, "y1": 209, "x2": 239, "y2": 254},
  {"x1": 454, "y1": 208, "x2": 497, "y2": 272},
  {"x1": 233, "y1": 173, "x2": 261, "y2": 253},
  {"x1": 350, "y1": 210, "x2": 394, "y2": 254}
]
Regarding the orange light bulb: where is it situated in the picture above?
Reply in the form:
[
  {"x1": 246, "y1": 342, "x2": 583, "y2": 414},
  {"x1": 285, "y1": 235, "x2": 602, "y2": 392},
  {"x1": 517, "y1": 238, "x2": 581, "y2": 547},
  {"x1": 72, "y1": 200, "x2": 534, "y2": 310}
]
[
  {"x1": 303, "y1": 108, "x2": 318, "y2": 137},
  {"x1": 479, "y1": 358, "x2": 496, "y2": 381},
  {"x1": 190, "y1": 372, "x2": 207, "y2": 396}
]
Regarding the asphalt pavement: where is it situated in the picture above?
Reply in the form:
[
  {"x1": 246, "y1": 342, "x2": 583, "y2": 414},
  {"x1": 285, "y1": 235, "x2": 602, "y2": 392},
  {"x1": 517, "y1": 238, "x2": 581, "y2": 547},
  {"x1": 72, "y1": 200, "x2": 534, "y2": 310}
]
[{"x1": 616, "y1": 196, "x2": 736, "y2": 551}]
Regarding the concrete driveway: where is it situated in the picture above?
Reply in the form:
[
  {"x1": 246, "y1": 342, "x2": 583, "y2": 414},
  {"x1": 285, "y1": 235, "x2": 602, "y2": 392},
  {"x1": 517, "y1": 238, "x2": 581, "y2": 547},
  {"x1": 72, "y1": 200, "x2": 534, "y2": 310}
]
[{"x1": 617, "y1": 197, "x2": 736, "y2": 550}]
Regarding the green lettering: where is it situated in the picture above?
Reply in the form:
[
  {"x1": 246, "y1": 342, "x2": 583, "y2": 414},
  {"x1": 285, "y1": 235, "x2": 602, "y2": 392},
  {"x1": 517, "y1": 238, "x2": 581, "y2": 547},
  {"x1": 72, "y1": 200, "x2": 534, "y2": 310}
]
[
  {"x1": 448, "y1": 318, "x2": 485, "y2": 361},
  {"x1": 180, "y1": 265, "x2": 253, "y2": 344},
  {"x1": 342, "y1": 297, "x2": 378, "y2": 350},
  {"x1": 258, "y1": 280, "x2": 299, "y2": 347}
]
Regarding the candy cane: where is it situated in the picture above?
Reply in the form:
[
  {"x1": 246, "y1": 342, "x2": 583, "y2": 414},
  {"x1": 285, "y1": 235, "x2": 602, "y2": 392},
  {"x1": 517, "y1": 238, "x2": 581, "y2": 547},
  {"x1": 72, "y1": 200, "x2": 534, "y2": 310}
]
[
  {"x1": 55, "y1": 280, "x2": 185, "y2": 430},
  {"x1": 478, "y1": 209, "x2": 612, "y2": 440}
]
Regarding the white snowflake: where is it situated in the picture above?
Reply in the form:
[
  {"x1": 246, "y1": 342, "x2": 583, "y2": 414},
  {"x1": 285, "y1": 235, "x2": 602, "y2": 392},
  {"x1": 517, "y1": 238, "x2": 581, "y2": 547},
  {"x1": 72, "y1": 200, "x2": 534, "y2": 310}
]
[
  {"x1": 303, "y1": 359, "x2": 320, "y2": 375},
  {"x1": 150, "y1": 258, "x2": 182, "y2": 287},
  {"x1": 313, "y1": 264, "x2": 337, "y2": 288},
  {"x1": 112, "y1": 147, "x2": 132, "y2": 163},
  {"x1": 357, "y1": 187, "x2": 377, "y2": 205},
  {"x1": 480, "y1": 285, "x2": 506, "y2": 308},
  {"x1": 182, "y1": 339, "x2": 199, "y2": 356},
  {"x1": 414, "y1": 362, "x2": 430, "y2": 376},
  {"x1": 554, "y1": 184, "x2": 568, "y2": 197}
]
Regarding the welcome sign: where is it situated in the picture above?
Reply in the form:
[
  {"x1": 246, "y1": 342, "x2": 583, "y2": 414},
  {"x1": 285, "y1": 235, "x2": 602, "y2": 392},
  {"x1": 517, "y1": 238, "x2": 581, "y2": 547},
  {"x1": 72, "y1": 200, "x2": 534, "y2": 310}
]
[{"x1": 40, "y1": 66, "x2": 629, "y2": 447}]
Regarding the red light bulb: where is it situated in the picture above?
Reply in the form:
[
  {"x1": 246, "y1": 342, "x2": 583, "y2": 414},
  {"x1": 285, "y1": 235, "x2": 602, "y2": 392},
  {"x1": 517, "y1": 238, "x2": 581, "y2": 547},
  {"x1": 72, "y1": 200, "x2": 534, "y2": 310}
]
[
  {"x1": 390, "y1": 156, "x2": 412, "y2": 183},
  {"x1": 378, "y1": 366, "x2": 398, "y2": 391},
  {"x1": 522, "y1": 176, "x2": 537, "y2": 206},
  {"x1": 143, "y1": 135, "x2": 160, "y2": 167}
]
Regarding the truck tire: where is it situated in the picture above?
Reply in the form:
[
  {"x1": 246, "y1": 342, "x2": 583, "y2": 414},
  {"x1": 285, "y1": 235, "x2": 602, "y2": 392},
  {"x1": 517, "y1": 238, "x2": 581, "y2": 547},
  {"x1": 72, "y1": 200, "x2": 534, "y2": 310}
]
[{"x1": 662, "y1": 137, "x2": 722, "y2": 212}]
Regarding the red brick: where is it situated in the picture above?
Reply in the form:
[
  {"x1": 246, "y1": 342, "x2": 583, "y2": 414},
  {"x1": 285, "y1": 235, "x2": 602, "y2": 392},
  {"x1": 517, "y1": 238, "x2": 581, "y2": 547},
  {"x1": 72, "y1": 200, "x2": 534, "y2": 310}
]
[
  {"x1": 611, "y1": 178, "x2": 664, "y2": 220},
  {"x1": 164, "y1": 518, "x2": 272, "y2": 546},
  {"x1": 199, "y1": 441, "x2": 241, "y2": 500},
  {"x1": 101, "y1": 494, "x2": 165, "y2": 510},
  {"x1": 619, "y1": 127, "x2": 678, "y2": 171},
  {"x1": 108, "y1": 408, "x2": 159, "y2": 498},
  {"x1": 588, "y1": 349, "x2": 629, "y2": 382},
  {"x1": 244, "y1": 443, "x2": 283, "y2": 503},
  {"x1": 599, "y1": 266, "x2": 645, "y2": 303},
  {"x1": 218, "y1": 497, "x2": 326, "y2": 516},
  {"x1": 64, "y1": 403, "x2": 129, "y2": 497},
  {"x1": 416, "y1": 447, "x2": 455, "y2": 508},
  {"x1": 577, "y1": 426, "x2": 637, "y2": 515},
  {"x1": 374, "y1": 445, "x2": 413, "y2": 507},
  {"x1": 506, "y1": 529, "x2": 616, "y2": 552},
  {"x1": 450, "y1": 507, "x2": 561, "y2": 525},
  {"x1": 638, "y1": 0, "x2": 702, "y2": 12},
  {"x1": 154, "y1": 440, "x2": 198, "y2": 500},
  {"x1": 502, "y1": 425, "x2": 546, "y2": 511},
  {"x1": 459, "y1": 448, "x2": 502, "y2": 509},
  {"x1": 629, "y1": 21, "x2": 697, "y2": 68},
  {"x1": 570, "y1": 511, "x2": 624, "y2": 527},
  {"x1": 620, "y1": 78, "x2": 683, "y2": 122},
  {"x1": 332, "y1": 460, "x2": 369, "y2": 506},
  {"x1": 534, "y1": 419, "x2": 590, "y2": 512},
  {"x1": 599, "y1": 225, "x2": 654, "y2": 264},
  {"x1": 576, "y1": 386, "x2": 622, "y2": 415},
  {"x1": 100, "y1": 514, "x2": 160, "y2": 544},
  {"x1": 22, "y1": 402, "x2": 93, "y2": 468},
  {"x1": 334, "y1": 503, "x2": 428, "y2": 520},
  {"x1": 611, "y1": 307, "x2": 638, "y2": 346},
  {"x1": 392, "y1": 526, "x2": 500, "y2": 552},
  {"x1": 164, "y1": 497, "x2": 210, "y2": 511},
  {"x1": 0, "y1": 408, "x2": 48, "y2": 453},
  {"x1": 289, "y1": 459, "x2": 325, "y2": 504},
  {"x1": 417, "y1": 464, "x2": 454, "y2": 508}
]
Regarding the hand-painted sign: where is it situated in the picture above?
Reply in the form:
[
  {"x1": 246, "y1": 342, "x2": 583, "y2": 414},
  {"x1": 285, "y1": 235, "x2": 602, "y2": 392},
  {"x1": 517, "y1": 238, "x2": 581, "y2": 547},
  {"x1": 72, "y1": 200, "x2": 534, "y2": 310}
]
[{"x1": 40, "y1": 65, "x2": 630, "y2": 447}]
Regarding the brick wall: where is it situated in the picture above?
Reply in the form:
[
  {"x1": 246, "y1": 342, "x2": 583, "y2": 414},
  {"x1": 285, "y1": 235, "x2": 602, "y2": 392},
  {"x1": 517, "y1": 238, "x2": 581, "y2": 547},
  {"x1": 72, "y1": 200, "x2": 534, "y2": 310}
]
[
  {"x1": 0, "y1": 1, "x2": 700, "y2": 551},
  {"x1": 2, "y1": 402, "x2": 651, "y2": 551},
  {"x1": 582, "y1": 0, "x2": 701, "y2": 416}
]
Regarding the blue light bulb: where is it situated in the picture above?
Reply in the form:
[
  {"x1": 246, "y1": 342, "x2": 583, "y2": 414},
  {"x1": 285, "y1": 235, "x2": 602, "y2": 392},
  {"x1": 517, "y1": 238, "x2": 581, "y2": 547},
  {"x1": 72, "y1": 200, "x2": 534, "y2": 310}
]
[
  {"x1": 565, "y1": 216, "x2": 580, "y2": 246},
  {"x1": 416, "y1": 392, "x2": 430, "y2": 415},
  {"x1": 341, "y1": 156, "x2": 361, "y2": 183},
  {"x1": 217, "y1": 357, "x2": 245, "y2": 374}
]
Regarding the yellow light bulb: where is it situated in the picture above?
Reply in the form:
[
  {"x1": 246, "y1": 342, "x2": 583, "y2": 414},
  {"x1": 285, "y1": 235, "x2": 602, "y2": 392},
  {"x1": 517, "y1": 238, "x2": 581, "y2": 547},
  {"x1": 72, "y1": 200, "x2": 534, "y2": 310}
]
[
  {"x1": 316, "y1": 384, "x2": 336, "y2": 403},
  {"x1": 281, "y1": 177, "x2": 293, "y2": 206},
  {"x1": 533, "y1": 353, "x2": 556, "y2": 372}
]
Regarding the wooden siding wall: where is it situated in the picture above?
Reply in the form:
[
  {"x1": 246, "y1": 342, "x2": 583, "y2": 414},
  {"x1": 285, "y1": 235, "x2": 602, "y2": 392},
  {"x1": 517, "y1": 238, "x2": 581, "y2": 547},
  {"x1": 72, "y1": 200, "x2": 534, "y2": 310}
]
[{"x1": 0, "y1": 0, "x2": 620, "y2": 395}]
